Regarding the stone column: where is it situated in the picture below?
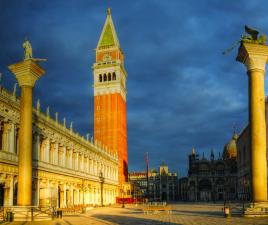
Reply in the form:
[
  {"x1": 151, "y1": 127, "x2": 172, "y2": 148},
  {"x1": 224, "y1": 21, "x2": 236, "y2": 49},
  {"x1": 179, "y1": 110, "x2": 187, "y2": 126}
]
[
  {"x1": 53, "y1": 144, "x2": 57, "y2": 165},
  {"x1": 4, "y1": 175, "x2": 14, "y2": 206},
  {"x1": 58, "y1": 146, "x2": 63, "y2": 166},
  {"x1": 80, "y1": 153, "x2": 84, "y2": 171},
  {"x1": 2, "y1": 122, "x2": 11, "y2": 152},
  {"x1": 9, "y1": 59, "x2": 45, "y2": 206},
  {"x1": 9, "y1": 123, "x2": 16, "y2": 153},
  {"x1": 65, "y1": 148, "x2": 69, "y2": 168},
  {"x1": 33, "y1": 133, "x2": 40, "y2": 160},
  {"x1": 36, "y1": 179, "x2": 40, "y2": 206},
  {"x1": 45, "y1": 138, "x2": 50, "y2": 163},
  {"x1": 59, "y1": 184, "x2": 66, "y2": 208},
  {"x1": 237, "y1": 43, "x2": 268, "y2": 202}
]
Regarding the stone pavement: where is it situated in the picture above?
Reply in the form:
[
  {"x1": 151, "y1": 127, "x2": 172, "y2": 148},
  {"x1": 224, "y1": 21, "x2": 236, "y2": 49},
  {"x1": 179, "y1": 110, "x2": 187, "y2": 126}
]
[{"x1": 1, "y1": 203, "x2": 268, "y2": 225}]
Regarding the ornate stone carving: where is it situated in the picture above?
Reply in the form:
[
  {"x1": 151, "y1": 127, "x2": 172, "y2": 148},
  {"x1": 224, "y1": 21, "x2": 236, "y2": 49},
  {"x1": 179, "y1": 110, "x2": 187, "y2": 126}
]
[{"x1": 244, "y1": 55, "x2": 268, "y2": 72}]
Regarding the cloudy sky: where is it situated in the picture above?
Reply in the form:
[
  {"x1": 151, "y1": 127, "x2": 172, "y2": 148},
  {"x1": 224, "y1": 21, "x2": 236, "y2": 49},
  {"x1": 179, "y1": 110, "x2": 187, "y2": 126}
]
[{"x1": 0, "y1": 0, "x2": 268, "y2": 176}]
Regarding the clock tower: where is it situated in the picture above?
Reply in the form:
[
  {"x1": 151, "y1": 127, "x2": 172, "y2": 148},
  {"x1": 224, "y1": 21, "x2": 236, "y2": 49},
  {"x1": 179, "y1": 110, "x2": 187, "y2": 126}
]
[{"x1": 92, "y1": 8, "x2": 128, "y2": 186}]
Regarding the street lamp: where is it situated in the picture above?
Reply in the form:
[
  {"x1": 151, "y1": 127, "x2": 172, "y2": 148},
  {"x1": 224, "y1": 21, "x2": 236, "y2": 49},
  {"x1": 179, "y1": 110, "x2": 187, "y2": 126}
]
[{"x1": 120, "y1": 188, "x2": 125, "y2": 208}]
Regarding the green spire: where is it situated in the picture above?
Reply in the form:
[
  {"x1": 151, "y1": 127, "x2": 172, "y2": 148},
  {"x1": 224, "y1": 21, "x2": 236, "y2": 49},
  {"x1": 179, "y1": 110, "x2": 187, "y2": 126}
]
[
  {"x1": 97, "y1": 8, "x2": 120, "y2": 49},
  {"x1": 99, "y1": 23, "x2": 115, "y2": 47}
]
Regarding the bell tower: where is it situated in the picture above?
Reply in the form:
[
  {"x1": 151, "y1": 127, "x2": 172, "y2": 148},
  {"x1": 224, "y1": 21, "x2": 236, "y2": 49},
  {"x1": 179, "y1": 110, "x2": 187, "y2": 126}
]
[{"x1": 93, "y1": 8, "x2": 128, "y2": 185}]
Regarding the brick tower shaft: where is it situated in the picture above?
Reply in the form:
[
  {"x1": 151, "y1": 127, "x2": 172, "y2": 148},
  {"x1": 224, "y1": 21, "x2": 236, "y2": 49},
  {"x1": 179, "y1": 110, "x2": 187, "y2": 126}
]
[{"x1": 93, "y1": 8, "x2": 128, "y2": 186}]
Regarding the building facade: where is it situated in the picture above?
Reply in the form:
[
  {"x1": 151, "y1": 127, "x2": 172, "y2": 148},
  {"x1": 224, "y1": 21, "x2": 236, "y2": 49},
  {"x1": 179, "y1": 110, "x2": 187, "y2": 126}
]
[
  {"x1": 128, "y1": 172, "x2": 148, "y2": 200},
  {"x1": 0, "y1": 86, "x2": 118, "y2": 207},
  {"x1": 185, "y1": 134, "x2": 237, "y2": 201},
  {"x1": 129, "y1": 163, "x2": 179, "y2": 202},
  {"x1": 236, "y1": 102, "x2": 268, "y2": 201},
  {"x1": 93, "y1": 8, "x2": 128, "y2": 186},
  {"x1": 0, "y1": 9, "x2": 129, "y2": 208}
]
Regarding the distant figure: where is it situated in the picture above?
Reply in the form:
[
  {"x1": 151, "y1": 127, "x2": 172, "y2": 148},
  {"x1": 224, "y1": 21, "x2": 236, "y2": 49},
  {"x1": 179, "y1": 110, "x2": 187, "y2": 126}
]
[{"x1": 22, "y1": 39, "x2": 33, "y2": 60}]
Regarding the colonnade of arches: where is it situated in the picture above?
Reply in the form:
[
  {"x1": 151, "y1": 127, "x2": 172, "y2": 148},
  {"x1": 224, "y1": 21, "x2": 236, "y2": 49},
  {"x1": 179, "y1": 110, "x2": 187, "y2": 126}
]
[{"x1": 99, "y1": 72, "x2": 116, "y2": 82}]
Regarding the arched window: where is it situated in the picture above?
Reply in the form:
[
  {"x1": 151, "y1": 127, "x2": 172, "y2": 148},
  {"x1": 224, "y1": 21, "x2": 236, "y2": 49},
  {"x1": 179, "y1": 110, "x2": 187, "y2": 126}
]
[
  {"x1": 104, "y1": 74, "x2": 107, "y2": 82},
  {"x1": 108, "y1": 73, "x2": 111, "y2": 81},
  {"x1": 99, "y1": 74, "x2": 102, "y2": 82},
  {"x1": 112, "y1": 72, "x2": 116, "y2": 80}
]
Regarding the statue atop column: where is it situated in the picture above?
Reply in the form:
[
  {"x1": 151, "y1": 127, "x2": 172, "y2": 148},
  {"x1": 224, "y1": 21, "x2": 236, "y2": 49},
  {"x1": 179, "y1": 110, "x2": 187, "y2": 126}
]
[
  {"x1": 22, "y1": 38, "x2": 47, "y2": 62},
  {"x1": 241, "y1": 25, "x2": 267, "y2": 45},
  {"x1": 23, "y1": 38, "x2": 33, "y2": 60},
  {"x1": 223, "y1": 25, "x2": 267, "y2": 55}
]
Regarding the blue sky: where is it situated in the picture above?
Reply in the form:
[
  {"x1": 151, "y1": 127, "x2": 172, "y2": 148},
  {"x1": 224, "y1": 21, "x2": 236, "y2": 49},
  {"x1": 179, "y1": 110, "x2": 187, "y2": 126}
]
[{"x1": 1, "y1": 0, "x2": 268, "y2": 176}]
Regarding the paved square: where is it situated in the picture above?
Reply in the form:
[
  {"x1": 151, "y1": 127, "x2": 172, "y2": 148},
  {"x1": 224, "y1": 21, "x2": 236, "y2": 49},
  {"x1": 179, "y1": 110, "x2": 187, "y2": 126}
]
[{"x1": 2, "y1": 203, "x2": 268, "y2": 225}]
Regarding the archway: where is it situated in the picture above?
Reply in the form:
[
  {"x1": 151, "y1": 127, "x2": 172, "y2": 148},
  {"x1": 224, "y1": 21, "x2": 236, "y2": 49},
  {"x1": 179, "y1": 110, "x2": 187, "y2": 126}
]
[
  {"x1": 162, "y1": 192, "x2": 167, "y2": 201},
  {"x1": 199, "y1": 179, "x2": 212, "y2": 201}
]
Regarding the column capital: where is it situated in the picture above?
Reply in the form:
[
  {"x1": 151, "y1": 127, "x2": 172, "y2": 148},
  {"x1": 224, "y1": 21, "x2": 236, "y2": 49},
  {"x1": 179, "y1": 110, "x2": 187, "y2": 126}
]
[
  {"x1": 236, "y1": 43, "x2": 268, "y2": 72},
  {"x1": 8, "y1": 59, "x2": 45, "y2": 87}
]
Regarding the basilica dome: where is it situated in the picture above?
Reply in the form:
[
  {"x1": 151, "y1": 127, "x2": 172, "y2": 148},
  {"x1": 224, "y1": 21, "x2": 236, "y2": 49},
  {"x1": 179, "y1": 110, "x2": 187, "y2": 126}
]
[{"x1": 223, "y1": 133, "x2": 238, "y2": 159}]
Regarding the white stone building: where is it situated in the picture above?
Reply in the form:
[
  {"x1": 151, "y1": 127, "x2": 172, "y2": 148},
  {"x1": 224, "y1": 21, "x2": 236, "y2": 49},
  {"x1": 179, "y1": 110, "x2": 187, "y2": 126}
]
[{"x1": 0, "y1": 86, "x2": 118, "y2": 208}]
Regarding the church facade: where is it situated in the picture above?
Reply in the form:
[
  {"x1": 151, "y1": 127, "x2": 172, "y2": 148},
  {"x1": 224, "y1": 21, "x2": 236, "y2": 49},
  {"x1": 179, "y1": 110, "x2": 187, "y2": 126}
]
[
  {"x1": 180, "y1": 134, "x2": 237, "y2": 201},
  {"x1": 0, "y1": 9, "x2": 127, "y2": 208},
  {"x1": 129, "y1": 163, "x2": 179, "y2": 202}
]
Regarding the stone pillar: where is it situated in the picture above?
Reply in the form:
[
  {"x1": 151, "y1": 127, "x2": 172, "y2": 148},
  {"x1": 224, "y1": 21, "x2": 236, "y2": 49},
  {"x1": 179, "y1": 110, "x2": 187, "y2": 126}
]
[
  {"x1": 65, "y1": 148, "x2": 69, "y2": 168},
  {"x1": 36, "y1": 179, "x2": 40, "y2": 206},
  {"x1": 237, "y1": 43, "x2": 268, "y2": 202},
  {"x1": 2, "y1": 122, "x2": 11, "y2": 152},
  {"x1": 58, "y1": 146, "x2": 63, "y2": 166},
  {"x1": 69, "y1": 149, "x2": 73, "y2": 169},
  {"x1": 3, "y1": 175, "x2": 14, "y2": 206},
  {"x1": 45, "y1": 138, "x2": 50, "y2": 162},
  {"x1": 79, "y1": 189, "x2": 83, "y2": 205},
  {"x1": 80, "y1": 154, "x2": 84, "y2": 171},
  {"x1": 89, "y1": 159, "x2": 93, "y2": 174},
  {"x1": 33, "y1": 133, "x2": 40, "y2": 160},
  {"x1": 9, "y1": 59, "x2": 45, "y2": 206},
  {"x1": 59, "y1": 184, "x2": 66, "y2": 208},
  {"x1": 54, "y1": 143, "x2": 59, "y2": 165},
  {"x1": 9, "y1": 123, "x2": 15, "y2": 153},
  {"x1": 69, "y1": 186, "x2": 74, "y2": 206},
  {"x1": 66, "y1": 188, "x2": 71, "y2": 207},
  {"x1": 49, "y1": 142, "x2": 55, "y2": 164},
  {"x1": 75, "y1": 152, "x2": 79, "y2": 170}
]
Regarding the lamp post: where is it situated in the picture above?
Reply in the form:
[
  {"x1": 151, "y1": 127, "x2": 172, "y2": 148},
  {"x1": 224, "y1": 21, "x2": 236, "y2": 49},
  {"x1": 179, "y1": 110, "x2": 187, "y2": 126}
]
[{"x1": 122, "y1": 189, "x2": 125, "y2": 208}]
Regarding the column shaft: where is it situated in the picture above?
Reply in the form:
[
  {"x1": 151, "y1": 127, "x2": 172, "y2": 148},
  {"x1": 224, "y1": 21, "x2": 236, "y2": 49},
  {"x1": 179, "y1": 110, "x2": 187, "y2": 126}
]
[
  {"x1": 17, "y1": 86, "x2": 33, "y2": 206},
  {"x1": 248, "y1": 69, "x2": 268, "y2": 202}
]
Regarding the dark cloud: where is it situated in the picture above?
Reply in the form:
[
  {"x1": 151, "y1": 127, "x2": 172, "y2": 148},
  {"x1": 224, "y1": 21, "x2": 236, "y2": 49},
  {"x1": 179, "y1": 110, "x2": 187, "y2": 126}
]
[{"x1": 0, "y1": 0, "x2": 267, "y2": 176}]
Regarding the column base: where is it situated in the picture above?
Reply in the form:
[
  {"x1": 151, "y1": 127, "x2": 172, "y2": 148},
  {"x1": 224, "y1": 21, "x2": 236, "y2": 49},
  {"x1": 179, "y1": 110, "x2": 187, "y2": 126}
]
[
  {"x1": 243, "y1": 202, "x2": 268, "y2": 217},
  {"x1": 3, "y1": 206, "x2": 53, "y2": 221}
]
